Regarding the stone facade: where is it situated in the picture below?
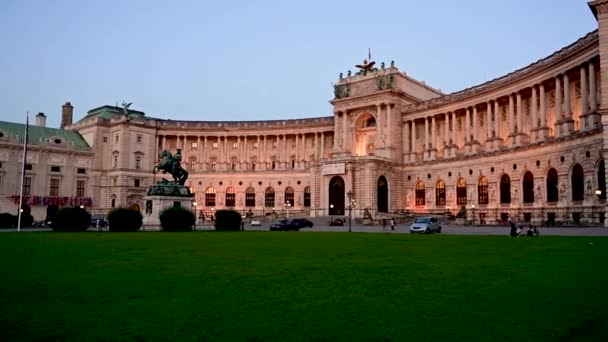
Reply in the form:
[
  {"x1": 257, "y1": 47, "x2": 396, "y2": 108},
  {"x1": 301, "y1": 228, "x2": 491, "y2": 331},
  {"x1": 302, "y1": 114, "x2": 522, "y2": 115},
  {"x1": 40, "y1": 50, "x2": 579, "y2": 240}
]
[{"x1": 3, "y1": 2, "x2": 608, "y2": 226}]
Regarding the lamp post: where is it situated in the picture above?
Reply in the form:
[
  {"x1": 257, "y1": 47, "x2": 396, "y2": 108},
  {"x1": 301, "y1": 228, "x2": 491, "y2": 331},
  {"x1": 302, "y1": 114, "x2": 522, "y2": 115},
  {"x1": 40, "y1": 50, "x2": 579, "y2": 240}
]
[
  {"x1": 284, "y1": 201, "x2": 291, "y2": 218},
  {"x1": 596, "y1": 189, "x2": 602, "y2": 199},
  {"x1": 193, "y1": 201, "x2": 197, "y2": 231},
  {"x1": 471, "y1": 204, "x2": 476, "y2": 226},
  {"x1": 330, "y1": 204, "x2": 334, "y2": 224},
  {"x1": 347, "y1": 190, "x2": 356, "y2": 233}
]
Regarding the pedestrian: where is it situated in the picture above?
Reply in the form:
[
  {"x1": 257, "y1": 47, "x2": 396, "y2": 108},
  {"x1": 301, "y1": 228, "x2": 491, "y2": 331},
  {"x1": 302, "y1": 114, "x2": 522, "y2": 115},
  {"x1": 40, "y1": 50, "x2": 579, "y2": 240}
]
[
  {"x1": 509, "y1": 220, "x2": 518, "y2": 237},
  {"x1": 533, "y1": 226, "x2": 540, "y2": 236},
  {"x1": 382, "y1": 218, "x2": 387, "y2": 231},
  {"x1": 390, "y1": 218, "x2": 396, "y2": 231},
  {"x1": 241, "y1": 221, "x2": 245, "y2": 231}
]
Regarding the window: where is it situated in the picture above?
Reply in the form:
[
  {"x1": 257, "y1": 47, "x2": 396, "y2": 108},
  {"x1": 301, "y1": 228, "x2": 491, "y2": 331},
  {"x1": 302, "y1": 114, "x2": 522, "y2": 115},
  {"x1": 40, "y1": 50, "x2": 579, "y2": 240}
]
[
  {"x1": 115, "y1": 135, "x2": 119, "y2": 142},
  {"x1": 50, "y1": 166, "x2": 61, "y2": 172},
  {"x1": 291, "y1": 160, "x2": 295, "y2": 169},
  {"x1": 76, "y1": 180, "x2": 85, "y2": 197},
  {"x1": 547, "y1": 168, "x2": 558, "y2": 202},
  {"x1": 523, "y1": 172, "x2": 534, "y2": 203},
  {"x1": 25, "y1": 164, "x2": 32, "y2": 170},
  {"x1": 77, "y1": 168, "x2": 86, "y2": 174},
  {"x1": 103, "y1": 136, "x2": 108, "y2": 143},
  {"x1": 272, "y1": 161, "x2": 276, "y2": 170},
  {"x1": 111, "y1": 195, "x2": 116, "y2": 208},
  {"x1": 225, "y1": 187, "x2": 236, "y2": 207},
  {"x1": 252, "y1": 162, "x2": 256, "y2": 170},
  {"x1": 456, "y1": 178, "x2": 467, "y2": 205},
  {"x1": 285, "y1": 187, "x2": 294, "y2": 206},
  {"x1": 135, "y1": 156, "x2": 142, "y2": 169},
  {"x1": 265, "y1": 187, "x2": 275, "y2": 208},
  {"x1": 304, "y1": 186, "x2": 311, "y2": 207},
  {"x1": 435, "y1": 180, "x2": 445, "y2": 206},
  {"x1": 478, "y1": 176, "x2": 489, "y2": 204},
  {"x1": 50, "y1": 178, "x2": 60, "y2": 196},
  {"x1": 415, "y1": 181, "x2": 425, "y2": 206},
  {"x1": 246, "y1": 187, "x2": 256, "y2": 207},
  {"x1": 0, "y1": 162, "x2": 2, "y2": 169},
  {"x1": 136, "y1": 135, "x2": 143, "y2": 143},
  {"x1": 212, "y1": 142, "x2": 218, "y2": 149},
  {"x1": 191, "y1": 142, "x2": 197, "y2": 148},
  {"x1": 500, "y1": 174, "x2": 511, "y2": 204},
  {"x1": 233, "y1": 142, "x2": 238, "y2": 149},
  {"x1": 134, "y1": 179, "x2": 140, "y2": 187},
  {"x1": 205, "y1": 187, "x2": 216, "y2": 207},
  {"x1": 113, "y1": 153, "x2": 119, "y2": 168},
  {"x1": 23, "y1": 177, "x2": 31, "y2": 196},
  {"x1": 572, "y1": 164, "x2": 584, "y2": 201}
]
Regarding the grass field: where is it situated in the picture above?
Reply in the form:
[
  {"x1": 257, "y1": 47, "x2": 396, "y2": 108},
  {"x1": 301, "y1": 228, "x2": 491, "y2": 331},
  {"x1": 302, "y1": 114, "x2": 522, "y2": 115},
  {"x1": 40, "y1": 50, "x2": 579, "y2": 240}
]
[{"x1": 0, "y1": 232, "x2": 607, "y2": 341}]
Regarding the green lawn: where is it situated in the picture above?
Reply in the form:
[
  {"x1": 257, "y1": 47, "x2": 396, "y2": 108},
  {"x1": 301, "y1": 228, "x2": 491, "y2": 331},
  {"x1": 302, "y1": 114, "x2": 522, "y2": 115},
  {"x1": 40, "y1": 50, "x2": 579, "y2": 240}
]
[{"x1": 0, "y1": 232, "x2": 607, "y2": 341}]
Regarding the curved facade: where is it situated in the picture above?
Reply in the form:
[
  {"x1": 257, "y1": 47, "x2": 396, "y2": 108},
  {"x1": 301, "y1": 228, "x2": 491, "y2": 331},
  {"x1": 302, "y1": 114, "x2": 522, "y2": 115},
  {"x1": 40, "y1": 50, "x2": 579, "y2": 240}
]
[{"x1": 4, "y1": 1, "x2": 608, "y2": 226}]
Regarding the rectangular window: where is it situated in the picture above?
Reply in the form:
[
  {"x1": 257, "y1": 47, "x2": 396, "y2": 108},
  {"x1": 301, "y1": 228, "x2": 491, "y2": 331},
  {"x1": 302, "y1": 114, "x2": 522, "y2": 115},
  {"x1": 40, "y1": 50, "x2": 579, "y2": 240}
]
[
  {"x1": 137, "y1": 135, "x2": 143, "y2": 143},
  {"x1": 0, "y1": 161, "x2": 2, "y2": 168},
  {"x1": 50, "y1": 166, "x2": 61, "y2": 172},
  {"x1": 134, "y1": 179, "x2": 140, "y2": 187},
  {"x1": 25, "y1": 164, "x2": 32, "y2": 170},
  {"x1": 226, "y1": 193, "x2": 236, "y2": 207},
  {"x1": 135, "y1": 156, "x2": 142, "y2": 169},
  {"x1": 50, "y1": 178, "x2": 60, "y2": 196},
  {"x1": 77, "y1": 168, "x2": 86, "y2": 174},
  {"x1": 246, "y1": 191, "x2": 255, "y2": 207},
  {"x1": 265, "y1": 192, "x2": 275, "y2": 208},
  {"x1": 212, "y1": 142, "x2": 218, "y2": 149},
  {"x1": 233, "y1": 142, "x2": 238, "y2": 149},
  {"x1": 103, "y1": 137, "x2": 108, "y2": 143},
  {"x1": 115, "y1": 135, "x2": 119, "y2": 142},
  {"x1": 191, "y1": 142, "x2": 197, "y2": 148},
  {"x1": 76, "y1": 180, "x2": 85, "y2": 197},
  {"x1": 205, "y1": 193, "x2": 216, "y2": 207},
  {"x1": 23, "y1": 177, "x2": 31, "y2": 196},
  {"x1": 304, "y1": 191, "x2": 311, "y2": 207}
]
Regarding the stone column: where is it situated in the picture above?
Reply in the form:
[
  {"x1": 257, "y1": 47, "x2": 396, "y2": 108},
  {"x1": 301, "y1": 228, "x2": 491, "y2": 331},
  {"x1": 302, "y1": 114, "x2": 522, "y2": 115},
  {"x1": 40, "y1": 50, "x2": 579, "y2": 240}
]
[
  {"x1": 581, "y1": 64, "x2": 589, "y2": 131},
  {"x1": 530, "y1": 86, "x2": 538, "y2": 141},
  {"x1": 403, "y1": 120, "x2": 410, "y2": 160},
  {"x1": 555, "y1": 75, "x2": 562, "y2": 136},
  {"x1": 386, "y1": 104, "x2": 392, "y2": 146},
  {"x1": 486, "y1": 102, "x2": 492, "y2": 145},
  {"x1": 451, "y1": 112, "x2": 456, "y2": 148},
  {"x1": 295, "y1": 134, "x2": 299, "y2": 162},
  {"x1": 508, "y1": 94, "x2": 515, "y2": 145},
  {"x1": 320, "y1": 132, "x2": 325, "y2": 159},
  {"x1": 342, "y1": 113, "x2": 348, "y2": 152},
  {"x1": 263, "y1": 135, "x2": 267, "y2": 168},
  {"x1": 333, "y1": 112, "x2": 339, "y2": 149},
  {"x1": 424, "y1": 116, "x2": 429, "y2": 160},
  {"x1": 472, "y1": 105, "x2": 479, "y2": 153},
  {"x1": 203, "y1": 136, "x2": 207, "y2": 169},
  {"x1": 444, "y1": 113, "x2": 450, "y2": 147},
  {"x1": 430, "y1": 116, "x2": 437, "y2": 159},
  {"x1": 494, "y1": 100, "x2": 501, "y2": 150},
  {"x1": 590, "y1": 61, "x2": 597, "y2": 113},
  {"x1": 516, "y1": 92, "x2": 523, "y2": 145},
  {"x1": 464, "y1": 108, "x2": 471, "y2": 153},
  {"x1": 538, "y1": 84, "x2": 549, "y2": 140},
  {"x1": 411, "y1": 120, "x2": 417, "y2": 162},
  {"x1": 563, "y1": 73, "x2": 574, "y2": 135}
]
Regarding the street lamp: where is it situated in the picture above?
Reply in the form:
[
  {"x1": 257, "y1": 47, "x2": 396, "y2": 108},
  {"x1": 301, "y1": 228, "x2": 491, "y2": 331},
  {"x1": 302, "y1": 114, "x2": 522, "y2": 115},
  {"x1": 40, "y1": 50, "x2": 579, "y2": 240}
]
[
  {"x1": 193, "y1": 201, "x2": 198, "y2": 231},
  {"x1": 596, "y1": 189, "x2": 602, "y2": 199},
  {"x1": 284, "y1": 201, "x2": 291, "y2": 218},
  {"x1": 471, "y1": 204, "x2": 476, "y2": 226},
  {"x1": 347, "y1": 190, "x2": 356, "y2": 233},
  {"x1": 330, "y1": 204, "x2": 334, "y2": 224}
]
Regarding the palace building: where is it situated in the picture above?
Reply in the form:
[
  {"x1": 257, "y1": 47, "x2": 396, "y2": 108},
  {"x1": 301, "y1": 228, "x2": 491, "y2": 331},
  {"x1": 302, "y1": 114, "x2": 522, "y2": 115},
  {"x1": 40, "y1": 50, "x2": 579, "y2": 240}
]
[{"x1": 3, "y1": 1, "x2": 608, "y2": 226}]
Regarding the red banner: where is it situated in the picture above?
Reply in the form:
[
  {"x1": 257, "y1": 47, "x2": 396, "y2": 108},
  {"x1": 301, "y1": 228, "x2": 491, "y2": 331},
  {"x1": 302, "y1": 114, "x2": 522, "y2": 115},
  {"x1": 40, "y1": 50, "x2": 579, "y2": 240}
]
[{"x1": 8, "y1": 195, "x2": 92, "y2": 207}]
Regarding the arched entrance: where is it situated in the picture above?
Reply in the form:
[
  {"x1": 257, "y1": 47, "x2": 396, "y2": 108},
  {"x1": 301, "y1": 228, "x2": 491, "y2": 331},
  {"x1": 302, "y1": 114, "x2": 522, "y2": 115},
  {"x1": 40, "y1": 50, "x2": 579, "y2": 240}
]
[
  {"x1": 329, "y1": 176, "x2": 345, "y2": 215},
  {"x1": 377, "y1": 176, "x2": 388, "y2": 213}
]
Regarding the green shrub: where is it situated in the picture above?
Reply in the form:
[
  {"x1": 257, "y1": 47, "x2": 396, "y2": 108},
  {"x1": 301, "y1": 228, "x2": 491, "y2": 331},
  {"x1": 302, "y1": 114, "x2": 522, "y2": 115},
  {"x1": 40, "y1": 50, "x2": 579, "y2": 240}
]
[
  {"x1": 214, "y1": 210, "x2": 242, "y2": 231},
  {"x1": 108, "y1": 208, "x2": 143, "y2": 232},
  {"x1": 0, "y1": 213, "x2": 17, "y2": 228},
  {"x1": 52, "y1": 207, "x2": 91, "y2": 232},
  {"x1": 160, "y1": 206, "x2": 194, "y2": 232}
]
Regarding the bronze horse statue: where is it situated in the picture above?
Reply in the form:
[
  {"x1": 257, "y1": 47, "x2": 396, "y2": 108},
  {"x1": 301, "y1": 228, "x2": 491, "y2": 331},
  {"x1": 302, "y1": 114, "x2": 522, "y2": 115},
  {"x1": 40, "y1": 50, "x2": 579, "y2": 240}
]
[{"x1": 153, "y1": 149, "x2": 188, "y2": 186}]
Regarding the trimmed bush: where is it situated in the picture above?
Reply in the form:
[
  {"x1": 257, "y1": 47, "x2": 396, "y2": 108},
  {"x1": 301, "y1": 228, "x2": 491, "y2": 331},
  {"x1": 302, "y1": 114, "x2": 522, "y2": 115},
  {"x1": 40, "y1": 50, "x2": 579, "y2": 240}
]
[
  {"x1": 53, "y1": 207, "x2": 91, "y2": 232},
  {"x1": 0, "y1": 213, "x2": 17, "y2": 228},
  {"x1": 108, "y1": 208, "x2": 143, "y2": 232},
  {"x1": 160, "y1": 206, "x2": 195, "y2": 232},
  {"x1": 214, "y1": 210, "x2": 242, "y2": 231}
]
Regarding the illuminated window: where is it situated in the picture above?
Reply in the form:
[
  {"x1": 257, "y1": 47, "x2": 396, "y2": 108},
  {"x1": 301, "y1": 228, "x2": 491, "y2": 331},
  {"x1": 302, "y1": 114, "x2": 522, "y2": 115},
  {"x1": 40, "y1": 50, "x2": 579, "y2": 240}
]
[
  {"x1": 50, "y1": 178, "x2": 60, "y2": 197},
  {"x1": 478, "y1": 176, "x2": 488, "y2": 204},
  {"x1": 285, "y1": 187, "x2": 294, "y2": 206},
  {"x1": 456, "y1": 178, "x2": 467, "y2": 205},
  {"x1": 415, "y1": 181, "x2": 425, "y2": 206},
  {"x1": 76, "y1": 180, "x2": 86, "y2": 197},
  {"x1": 435, "y1": 180, "x2": 445, "y2": 205},
  {"x1": 303, "y1": 186, "x2": 311, "y2": 207},
  {"x1": 265, "y1": 187, "x2": 275, "y2": 208},
  {"x1": 205, "y1": 187, "x2": 216, "y2": 207},
  {"x1": 245, "y1": 187, "x2": 256, "y2": 207},
  {"x1": 225, "y1": 187, "x2": 236, "y2": 207}
]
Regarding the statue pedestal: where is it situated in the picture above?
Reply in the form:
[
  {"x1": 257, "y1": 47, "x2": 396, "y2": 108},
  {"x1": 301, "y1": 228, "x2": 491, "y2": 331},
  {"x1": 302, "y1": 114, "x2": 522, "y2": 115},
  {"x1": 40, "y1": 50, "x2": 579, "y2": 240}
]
[{"x1": 143, "y1": 195, "x2": 195, "y2": 230}]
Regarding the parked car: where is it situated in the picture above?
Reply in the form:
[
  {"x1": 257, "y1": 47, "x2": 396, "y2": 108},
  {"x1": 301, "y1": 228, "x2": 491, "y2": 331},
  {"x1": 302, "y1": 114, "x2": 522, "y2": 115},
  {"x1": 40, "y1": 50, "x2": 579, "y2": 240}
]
[
  {"x1": 289, "y1": 218, "x2": 314, "y2": 228},
  {"x1": 250, "y1": 219, "x2": 262, "y2": 226},
  {"x1": 270, "y1": 219, "x2": 299, "y2": 231},
  {"x1": 91, "y1": 218, "x2": 108, "y2": 228},
  {"x1": 329, "y1": 218, "x2": 345, "y2": 226},
  {"x1": 409, "y1": 217, "x2": 441, "y2": 234}
]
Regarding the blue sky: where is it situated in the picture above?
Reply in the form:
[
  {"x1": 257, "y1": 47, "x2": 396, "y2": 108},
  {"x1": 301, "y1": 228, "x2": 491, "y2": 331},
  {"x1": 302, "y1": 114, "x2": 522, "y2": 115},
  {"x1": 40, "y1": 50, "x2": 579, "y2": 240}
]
[{"x1": 0, "y1": 0, "x2": 598, "y2": 128}]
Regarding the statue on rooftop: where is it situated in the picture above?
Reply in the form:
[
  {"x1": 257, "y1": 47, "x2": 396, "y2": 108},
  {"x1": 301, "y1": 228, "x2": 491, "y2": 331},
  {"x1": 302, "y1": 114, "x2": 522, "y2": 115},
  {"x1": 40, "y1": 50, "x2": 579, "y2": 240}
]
[
  {"x1": 355, "y1": 49, "x2": 377, "y2": 74},
  {"x1": 121, "y1": 101, "x2": 132, "y2": 115}
]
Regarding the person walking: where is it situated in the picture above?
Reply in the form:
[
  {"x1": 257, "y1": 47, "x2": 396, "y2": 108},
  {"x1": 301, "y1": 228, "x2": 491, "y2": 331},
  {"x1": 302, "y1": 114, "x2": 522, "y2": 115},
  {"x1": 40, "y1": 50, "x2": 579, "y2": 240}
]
[
  {"x1": 382, "y1": 218, "x2": 387, "y2": 231},
  {"x1": 390, "y1": 218, "x2": 396, "y2": 231}
]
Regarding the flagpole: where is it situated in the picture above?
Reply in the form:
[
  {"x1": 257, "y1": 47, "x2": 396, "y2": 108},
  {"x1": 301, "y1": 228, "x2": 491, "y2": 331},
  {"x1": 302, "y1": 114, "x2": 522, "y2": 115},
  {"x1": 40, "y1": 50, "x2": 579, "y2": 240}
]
[{"x1": 17, "y1": 112, "x2": 29, "y2": 232}]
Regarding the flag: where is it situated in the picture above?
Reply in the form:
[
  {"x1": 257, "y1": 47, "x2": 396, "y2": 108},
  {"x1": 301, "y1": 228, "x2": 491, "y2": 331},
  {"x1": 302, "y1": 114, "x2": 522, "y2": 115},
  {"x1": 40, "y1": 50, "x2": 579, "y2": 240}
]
[{"x1": 17, "y1": 113, "x2": 29, "y2": 231}]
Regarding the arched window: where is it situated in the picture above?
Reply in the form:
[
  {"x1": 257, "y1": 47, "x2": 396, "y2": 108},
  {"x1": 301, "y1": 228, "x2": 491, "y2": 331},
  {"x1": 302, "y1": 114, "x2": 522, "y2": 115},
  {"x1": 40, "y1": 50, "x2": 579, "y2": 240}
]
[
  {"x1": 245, "y1": 187, "x2": 255, "y2": 207},
  {"x1": 225, "y1": 187, "x2": 236, "y2": 207},
  {"x1": 500, "y1": 175, "x2": 511, "y2": 204},
  {"x1": 598, "y1": 160, "x2": 606, "y2": 200},
  {"x1": 284, "y1": 187, "x2": 294, "y2": 206},
  {"x1": 415, "y1": 181, "x2": 425, "y2": 206},
  {"x1": 205, "y1": 187, "x2": 216, "y2": 207},
  {"x1": 547, "y1": 168, "x2": 558, "y2": 202},
  {"x1": 523, "y1": 171, "x2": 534, "y2": 203},
  {"x1": 303, "y1": 186, "x2": 311, "y2": 207},
  {"x1": 572, "y1": 164, "x2": 584, "y2": 201},
  {"x1": 435, "y1": 180, "x2": 446, "y2": 206},
  {"x1": 265, "y1": 187, "x2": 275, "y2": 208},
  {"x1": 478, "y1": 176, "x2": 488, "y2": 204},
  {"x1": 456, "y1": 178, "x2": 467, "y2": 205}
]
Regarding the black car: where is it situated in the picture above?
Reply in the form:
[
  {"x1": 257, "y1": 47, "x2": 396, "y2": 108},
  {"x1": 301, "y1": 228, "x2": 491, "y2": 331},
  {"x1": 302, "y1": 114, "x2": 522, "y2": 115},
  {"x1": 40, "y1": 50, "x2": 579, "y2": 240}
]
[
  {"x1": 269, "y1": 219, "x2": 299, "y2": 231},
  {"x1": 329, "y1": 218, "x2": 345, "y2": 226},
  {"x1": 288, "y1": 218, "x2": 314, "y2": 228}
]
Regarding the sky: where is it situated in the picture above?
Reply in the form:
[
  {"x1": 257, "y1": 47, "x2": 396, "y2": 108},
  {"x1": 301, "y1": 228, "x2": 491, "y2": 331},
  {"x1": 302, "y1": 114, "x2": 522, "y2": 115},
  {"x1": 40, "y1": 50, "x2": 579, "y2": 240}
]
[{"x1": 0, "y1": 0, "x2": 599, "y2": 128}]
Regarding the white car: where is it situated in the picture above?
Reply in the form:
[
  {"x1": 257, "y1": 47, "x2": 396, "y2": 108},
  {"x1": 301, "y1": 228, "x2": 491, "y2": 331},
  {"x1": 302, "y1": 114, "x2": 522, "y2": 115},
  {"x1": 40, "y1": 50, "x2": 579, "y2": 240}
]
[
  {"x1": 250, "y1": 220, "x2": 262, "y2": 226},
  {"x1": 409, "y1": 217, "x2": 442, "y2": 234}
]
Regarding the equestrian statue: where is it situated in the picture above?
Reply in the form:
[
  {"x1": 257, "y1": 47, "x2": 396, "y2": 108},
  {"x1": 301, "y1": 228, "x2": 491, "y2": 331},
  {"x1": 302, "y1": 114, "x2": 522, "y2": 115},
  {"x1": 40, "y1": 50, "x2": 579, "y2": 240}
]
[{"x1": 153, "y1": 149, "x2": 188, "y2": 186}]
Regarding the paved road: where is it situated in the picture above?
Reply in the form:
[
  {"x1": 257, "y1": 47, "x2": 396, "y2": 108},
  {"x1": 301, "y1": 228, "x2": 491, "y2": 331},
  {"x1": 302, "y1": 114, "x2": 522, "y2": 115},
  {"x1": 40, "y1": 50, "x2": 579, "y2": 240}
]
[{"x1": 4, "y1": 224, "x2": 608, "y2": 236}]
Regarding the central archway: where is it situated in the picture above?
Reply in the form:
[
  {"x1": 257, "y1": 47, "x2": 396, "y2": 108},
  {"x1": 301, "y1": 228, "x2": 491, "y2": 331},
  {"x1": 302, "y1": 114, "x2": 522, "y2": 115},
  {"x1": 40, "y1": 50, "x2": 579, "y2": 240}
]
[
  {"x1": 377, "y1": 176, "x2": 388, "y2": 213},
  {"x1": 329, "y1": 176, "x2": 345, "y2": 215}
]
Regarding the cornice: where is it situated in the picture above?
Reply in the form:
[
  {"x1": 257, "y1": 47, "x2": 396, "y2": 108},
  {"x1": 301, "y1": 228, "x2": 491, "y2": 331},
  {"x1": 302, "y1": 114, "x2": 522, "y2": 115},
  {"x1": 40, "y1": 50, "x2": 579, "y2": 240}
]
[{"x1": 589, "y1": 0, "x2": 608, "y2": 18}]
